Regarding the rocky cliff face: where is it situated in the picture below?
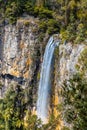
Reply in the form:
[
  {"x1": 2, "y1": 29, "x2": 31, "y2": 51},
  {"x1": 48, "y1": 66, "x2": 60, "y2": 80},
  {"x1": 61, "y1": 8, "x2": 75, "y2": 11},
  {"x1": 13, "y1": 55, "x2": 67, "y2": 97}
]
[
  {"x1": 52, "y1": 41, "x2": 85, "y2": 120},
  {"x1": 59, "y1": 42, "x2": 85, "y2": 85},
  {"x1": 0, "y1": 16, "x2": 86, "y2": 112},
  {"x1": 0, "y1": 17, "x2": 46, "y2": 101}
]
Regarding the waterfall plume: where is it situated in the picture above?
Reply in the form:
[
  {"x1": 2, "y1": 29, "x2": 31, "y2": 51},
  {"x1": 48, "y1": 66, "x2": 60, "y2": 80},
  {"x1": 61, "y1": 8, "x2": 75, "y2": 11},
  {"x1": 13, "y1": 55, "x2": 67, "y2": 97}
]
[{"x1": 37, "y1": 36, "x2": 60, "y2": 123}]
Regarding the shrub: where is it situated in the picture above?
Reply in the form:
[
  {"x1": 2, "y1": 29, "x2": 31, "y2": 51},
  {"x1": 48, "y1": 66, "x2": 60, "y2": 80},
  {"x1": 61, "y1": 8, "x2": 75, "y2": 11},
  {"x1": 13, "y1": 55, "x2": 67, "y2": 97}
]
[
  {"x1": 5, "y1": 2, "x2": 18, "y2": 24},
  {"x1": 34, "y1": 6, "x2": 39, "y2": 16},
  {"x1": 77, "y1": 47, "x2": 87, "y2": 75},
  {"x1": 75, "y1": 23, "x2": 86, "y2": 43},
  {"x1": 47, "y1": 27, "x2": 59, "y2": 35},
  {"x1": 38, "y1": 7, "x2": 53, "y2": 19},
  {"x1": 24, "y1": 20, "x2": 30, "y2": 26},
  {"x1": 24, "y1": 2, "x2": 34, "y2": 15},
  {"x1": 39, "y1": 21, "x2": 47, "y2": 32},
  {"x1": 47, "y1": 19, "x2": 60, "y2": 35},
  {"x1": 62, "y1": 126, "x2": 70, "y2": 130},
  {"x1": 60, "y1": 29, "x2": 69, "y2": 43},
  {"x1": 38, "y1": 33, "x2": 45, "y2": 42},
  {"x1": 62, "y1": 73, "x2": 87, "y2": 130}
]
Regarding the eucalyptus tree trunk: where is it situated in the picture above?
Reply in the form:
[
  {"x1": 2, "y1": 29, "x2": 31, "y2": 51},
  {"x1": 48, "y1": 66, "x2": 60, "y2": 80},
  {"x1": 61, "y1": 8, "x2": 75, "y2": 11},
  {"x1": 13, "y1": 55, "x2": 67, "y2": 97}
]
[
  {"x1": 36, "y1": 0, "x2": 46, "y2": 7},
  {"x1": 65, "y1": 0, "x2": 70, "y2": 26},
  {"x1": 73, "y1": 0, "x2": 77, "y2": 20}
]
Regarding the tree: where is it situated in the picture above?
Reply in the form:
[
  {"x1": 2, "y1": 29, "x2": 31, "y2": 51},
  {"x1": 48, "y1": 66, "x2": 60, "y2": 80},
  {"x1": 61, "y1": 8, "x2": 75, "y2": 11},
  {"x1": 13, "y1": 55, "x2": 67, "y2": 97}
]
[
  {"x1": 62, "y1": 74, "x2": 87, "y2": 130},
  {"x1": 36, "y1": 0, "x2": 46, "y2": 7}
]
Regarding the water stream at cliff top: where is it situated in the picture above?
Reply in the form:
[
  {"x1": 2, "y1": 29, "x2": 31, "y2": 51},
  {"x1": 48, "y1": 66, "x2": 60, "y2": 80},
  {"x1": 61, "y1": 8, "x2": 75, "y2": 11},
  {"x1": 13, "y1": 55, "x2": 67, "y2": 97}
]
[{"x1": 37, "y1": 36, "x2": 60, "y2": 123}]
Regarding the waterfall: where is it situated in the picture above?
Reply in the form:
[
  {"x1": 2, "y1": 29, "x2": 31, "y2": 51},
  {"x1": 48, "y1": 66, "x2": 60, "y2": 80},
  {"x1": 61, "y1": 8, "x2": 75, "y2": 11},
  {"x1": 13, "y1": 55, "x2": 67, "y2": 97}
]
[{"x1": 37, "y1": 36, "x2": 60, "y2": 123}]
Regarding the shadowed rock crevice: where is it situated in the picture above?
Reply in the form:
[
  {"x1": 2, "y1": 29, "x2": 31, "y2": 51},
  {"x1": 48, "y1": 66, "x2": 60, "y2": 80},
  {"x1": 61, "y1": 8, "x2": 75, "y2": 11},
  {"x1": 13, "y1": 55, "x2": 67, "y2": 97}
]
[{"x1": 0, "y1": 74, "x2": 26, "y2": 85}]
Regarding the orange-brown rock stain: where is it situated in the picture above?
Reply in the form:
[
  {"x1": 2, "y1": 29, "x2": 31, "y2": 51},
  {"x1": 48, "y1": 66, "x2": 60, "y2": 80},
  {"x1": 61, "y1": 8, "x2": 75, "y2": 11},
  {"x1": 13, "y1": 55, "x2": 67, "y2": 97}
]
[
  {"x1": 19, "y1": 42, "x2": 25, "y2": 50},
  {"x1": 26, "y1": 58, "x2": 32, "y2": 68},
  {"x1": 52, "y1": 88, "x2": 63, "y2": 130}
]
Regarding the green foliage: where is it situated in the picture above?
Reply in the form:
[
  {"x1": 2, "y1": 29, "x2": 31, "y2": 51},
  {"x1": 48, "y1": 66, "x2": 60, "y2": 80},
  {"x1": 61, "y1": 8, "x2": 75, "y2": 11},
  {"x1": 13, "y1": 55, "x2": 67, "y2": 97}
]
[
  {"x1": 38, "y1": 8, "x2": 53, "y2": 19},
  {"x1": 62, "y1": 73, "x2": 87, "y2": 130},
  {"x1": 60, "y1": 23, "x2": 76, "y2": 42},
  {"x1": 34, "y1": 6, "x2": 53, "y2": 19},
  {"x1": 24, "y1": 111, "x2": 42, "y2": 130},
  {"x1": 5, "y1": 3, "x2": 17, "y2": 24},
  {"x1": 24, "y1": 1, "x2": 34, "y2": 15},
  {"x1": 0, "y1": 85, "x2": 25, "y2": 130},
  {"x1": 54, "y1": 47, "x2": 59, "y2": 57},
  {"x1": 39, "y1": 19, "x2": 60, "y2": 35},
  {"x1": 47, "y1": 19, "x2": 60, "y2": 35},
  {"x1": 75, "y1": 23, "x2": 86, "y2": 44},
  {"x1": 76, "y1": 47, "x2": 87, "y2": 76},
  {"x1": 62, "y1": 126, "x2": 70, "y2": 130},
  {"x1": 0, "y1": 81, "x2": 3, "y2": 89},
  {"x1": 0, "y1": 83, "x2": 61, "y2": 130},
  {"x1": 24, "y1": 21, "x2": 30, "y2": 26},
  {"x1": 39, "y1": 21, "x2": 47, "y2": 32},
  {"x1": 62, "y1": 48, "x2": 87, "y2": 129},
  {"x1": 1, "y1": 0, "x2": 87, "y2": 42}
]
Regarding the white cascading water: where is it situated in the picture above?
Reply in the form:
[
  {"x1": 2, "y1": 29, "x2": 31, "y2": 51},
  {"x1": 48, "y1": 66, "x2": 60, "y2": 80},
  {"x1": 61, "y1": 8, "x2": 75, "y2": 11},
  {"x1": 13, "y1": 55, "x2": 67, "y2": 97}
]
[{"x1": 37, "y1": 36, "x2": 60, "y2": 123}]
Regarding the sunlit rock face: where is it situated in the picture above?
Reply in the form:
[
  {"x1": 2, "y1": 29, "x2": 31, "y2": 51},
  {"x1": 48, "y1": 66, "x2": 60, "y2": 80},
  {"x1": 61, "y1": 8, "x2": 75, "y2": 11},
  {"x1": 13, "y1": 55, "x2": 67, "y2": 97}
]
[
  {"x1": 3, "y1": 20, "x2": 38, "y2": 78},
  {"x1": 0, "y1": 17, "x2": 44, "y2": 99},
  {"x1": 59, "y1": 42, "x2": 85, "y2": 85},
  {"x1": 54, "y1": 42, "x2": 85, "y2": 104},
  {"x1": 53, "y1": 42, "x2": 85, "y2": 98}
]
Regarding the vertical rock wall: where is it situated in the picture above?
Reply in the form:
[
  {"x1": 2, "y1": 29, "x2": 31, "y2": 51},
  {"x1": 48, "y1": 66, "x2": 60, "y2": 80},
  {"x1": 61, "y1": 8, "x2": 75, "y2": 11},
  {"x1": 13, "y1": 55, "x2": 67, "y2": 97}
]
[{"x1": 0, "y1": 17, "x2": 45, "y2": 104}]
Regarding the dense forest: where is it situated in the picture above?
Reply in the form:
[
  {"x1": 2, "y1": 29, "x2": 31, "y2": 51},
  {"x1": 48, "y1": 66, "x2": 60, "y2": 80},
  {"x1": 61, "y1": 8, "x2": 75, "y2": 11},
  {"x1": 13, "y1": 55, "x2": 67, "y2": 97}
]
[
  {"x1": 0, "y1": 0, "x2": 87, "y2": 130},
  {"x1": 0, "y1": 0, "x2": 87, "y2": 43}
]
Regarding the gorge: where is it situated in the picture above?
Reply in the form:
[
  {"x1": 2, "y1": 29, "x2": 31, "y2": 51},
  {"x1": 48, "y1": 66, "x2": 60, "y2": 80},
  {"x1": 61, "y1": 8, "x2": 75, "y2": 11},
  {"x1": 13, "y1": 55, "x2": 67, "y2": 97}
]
[{"x1": 0, "y1": 0, "x2": 87, "y2": 130}]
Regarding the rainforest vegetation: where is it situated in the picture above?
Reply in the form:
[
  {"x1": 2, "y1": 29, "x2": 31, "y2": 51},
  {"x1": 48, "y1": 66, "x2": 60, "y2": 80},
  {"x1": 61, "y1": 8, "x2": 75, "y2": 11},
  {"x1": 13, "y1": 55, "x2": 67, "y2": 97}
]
[
  {"x1": 0, "y1": 0, "x2": 87, "y2": 130},
  {"x1": 0, "y1": 0, "x2": 87, "y2": 43}
]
